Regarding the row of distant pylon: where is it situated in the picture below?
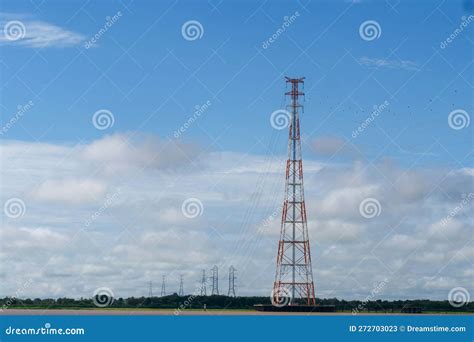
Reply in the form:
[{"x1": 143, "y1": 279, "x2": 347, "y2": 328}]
[{"x1": 148, "y1": 265, "x2": 236, "y2": 297}]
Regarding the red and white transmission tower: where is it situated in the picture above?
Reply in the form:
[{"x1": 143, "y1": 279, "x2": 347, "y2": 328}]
[{"x1": 272, "y1": 77, "x2": 316, "y2": 306}]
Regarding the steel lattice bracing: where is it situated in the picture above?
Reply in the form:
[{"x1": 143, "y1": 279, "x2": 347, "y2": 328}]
[
  {"x1": 228, "y1": 266, "x2": 236, "y2": 297},
  {"x1": 200, "y1": 269, "x2": 207, "y2": 296},
  {"x1": 211, "y1": 265, "x2": 219, "y2": 295},
  {"x1": 178, "y1": 275, "x2": 184, "y2": 296},
  {"x1": 161, "y1": 275, "x2": 166, "y2": 297},
  {"x1": 273, "y1": 77, "x2": 316, "y2": 306}
]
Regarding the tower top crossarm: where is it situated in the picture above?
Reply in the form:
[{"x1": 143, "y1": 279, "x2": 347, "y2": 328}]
[{"x1": 285, "y1": 77, "x2": 305, "y2": 98}]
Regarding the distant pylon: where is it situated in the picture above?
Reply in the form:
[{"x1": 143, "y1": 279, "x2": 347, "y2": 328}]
[
  {"x1": 211, "y1": 265, "x2": 219, "y2": 295},
  {"x1": 161, "y1": 275, "x2": 166, "y2": 297},
  {"x1": 178, "y1": 275, "x2": 184, "y2": 296},
  {"x1": 200, "y1": 269, "x2": 207, "y2": 296},
  {"x1": 273, "y1": 77, "x2": 316, "y2": 306},
  {"x1": 228, "y1": 266, "x2": 236, "y2": 297},
  {"x1": 149, "y1": 281, "x2": 153, "y2": 297}
]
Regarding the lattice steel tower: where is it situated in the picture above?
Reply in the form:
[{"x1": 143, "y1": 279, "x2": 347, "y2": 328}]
[
  {"x1": 211, "y1": 265, "x2": 219, "y2": 295},
  {"x1": 178, "y1": 275, "x2": 184, "y2": 296},
  {"x1": 200, "y1": 269, "x2": 207, "y2": 296},
  {"x1": 272, "y1": 77, "x2": 316, "y2": 306},
  {"x1": 160, "y1": 275, "x2": 166, "y2": 297},
  {"x1": 228, "y1": 266, "x2": 236, "y2": 297}
]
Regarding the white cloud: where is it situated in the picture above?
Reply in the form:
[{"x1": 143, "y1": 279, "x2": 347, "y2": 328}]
[
  {"x1": 359, "y1": 57, "x2": 420, "y2": 71},
  {"x1": 1, "y1": 226, "x2": 69, "y2": 253},
  {"x1": 428, "y1": 219, "x2": 465, "y2": 240},
  {"x1": 0, "y1": 14, "x2": 85, "y2": 48},
  {"x1": 382, "y1": 234, "x2": 425, "y2": 251},
  {"x1": 312, "y1": 219, "x2": 365, "y2": 242},
  {"x1": 30, "y1": 179, "x2": 107, "y2": 205},
  {"x1": 81, "y1": 133, "x2": 200, "y2": 174},
  {"x1": 309, "y1": 135, "x2": 361, "y2": 158},
  {"x1": 316, "y1": 185, "x2": 380, "y2": 220},
  {"x1": 0, "y1": 135, "x2": 472, "y2": 300}
]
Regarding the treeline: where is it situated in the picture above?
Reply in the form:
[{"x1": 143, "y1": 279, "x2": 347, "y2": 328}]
[{"x1": 2, "y1": 295, "x2": 473, "y2": 313}]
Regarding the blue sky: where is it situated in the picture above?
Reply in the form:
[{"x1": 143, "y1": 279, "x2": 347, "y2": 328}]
[
  {"x1": 1, "y1": 0, "x2": 472, "y2": 164},
  {"x1": 0, "y1": 1, "x2": 473, "y2": 301}
]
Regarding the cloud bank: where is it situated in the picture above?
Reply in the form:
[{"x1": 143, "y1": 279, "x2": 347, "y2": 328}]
[{"x1": 0, "y1": 133, "x2": 472, "y2": 301}]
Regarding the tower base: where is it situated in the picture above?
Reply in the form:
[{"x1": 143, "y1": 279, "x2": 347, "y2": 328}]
[{"x1": 254, "y1": 304, "x2": 335, "y2": 312}]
